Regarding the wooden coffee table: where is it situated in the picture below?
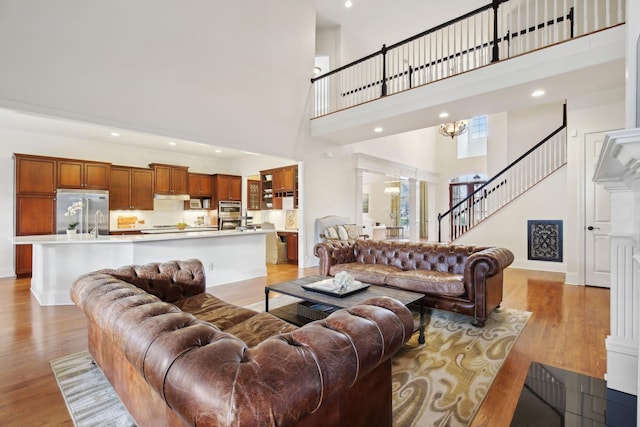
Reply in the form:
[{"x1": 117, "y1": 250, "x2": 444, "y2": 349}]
[{"x1": 265, "y1": 275, "x2": 425, "y2": 344}]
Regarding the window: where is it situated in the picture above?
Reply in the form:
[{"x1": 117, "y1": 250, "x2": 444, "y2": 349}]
[{"x1": 457, "y1": 115, "x2": 488, "y2": 159}]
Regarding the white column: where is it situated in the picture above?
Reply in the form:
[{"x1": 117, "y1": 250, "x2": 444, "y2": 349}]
[
  {"x1": 626, "y1": 0, "x2": 639, "y2": 127},
  {"x1": 408, "y1": 178, "x2": 419, "y2": 241},
  {"x1": 355, "y1": 169, "x2": 364, "y2": 227},
  {"x1": 427, "y1": 181, "x2": 439, "y2": 242}
]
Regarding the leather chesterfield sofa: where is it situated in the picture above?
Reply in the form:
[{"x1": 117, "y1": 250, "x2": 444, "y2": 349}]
[
  {"x1": 71, "y1": 259, "x2": 414, "y2": 427},
  {"x1": 314, "y1": 239, "x2": 514, "y2": 326}
]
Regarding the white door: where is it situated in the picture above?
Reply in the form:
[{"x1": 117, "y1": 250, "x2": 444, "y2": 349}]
[{"x1": 584, "y1": 131, "x2": 612, "y2": 287}]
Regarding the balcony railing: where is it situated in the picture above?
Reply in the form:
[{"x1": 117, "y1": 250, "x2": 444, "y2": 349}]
[{"x1": 311, "y1": 0, "x2": 625, "y2": 118}]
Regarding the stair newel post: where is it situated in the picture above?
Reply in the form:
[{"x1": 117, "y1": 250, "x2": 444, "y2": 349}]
[
  {"x1": 491, "y1": 0, "x2": 500, "y2": 63},
  {"x1": 381, "y1": 44, "x2": 388, "y2": 97}
]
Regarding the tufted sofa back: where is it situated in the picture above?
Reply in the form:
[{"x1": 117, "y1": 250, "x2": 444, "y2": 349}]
[
  {"x1": 353, "y1": 240, "x2": 490, "y2": 273},
  {"x1": 95, "y1": 259, "x2": 206, "y2": 303}
]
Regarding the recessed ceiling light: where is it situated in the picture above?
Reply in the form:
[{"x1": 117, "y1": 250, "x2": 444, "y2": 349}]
[
  {"x1": 374, "y1": 127, "x2": 383, "y2": 133},
  {"x1": 214, "y1": 149, "x2": 222, "y2": 153},
  {"x1": 110, "y1": 132, "x2": 120, "y2": 137},
  {"x1": 531, "y1": 89, "x2": 545, "y2": 97},
  {"x1": 345, "y1": 0, "x2": 353, "y2": 8},
  {"x1": 439, "y1": 112, "x2": 449, "y2": 118},
  {"x1": 168, "y1": 141, "x2": 177, "y2": 146}
]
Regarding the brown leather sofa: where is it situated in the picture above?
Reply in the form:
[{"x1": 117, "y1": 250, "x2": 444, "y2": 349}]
[
  {"x1": 314, "y1": 240, "x2": 514, "y2": 326},
  {"x1": 71, "y1": 259, "x2": 414, "y2": 427}
]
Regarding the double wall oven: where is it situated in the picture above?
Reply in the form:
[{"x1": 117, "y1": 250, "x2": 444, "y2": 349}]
[{"x1": 218, "y1": 201, "x2": 242, "y2": 230}]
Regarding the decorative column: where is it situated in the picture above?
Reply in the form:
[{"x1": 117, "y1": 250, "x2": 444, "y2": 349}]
[
  {"x1": 408, "y1": 178, "x2": 419, "y2": 241},
  {"x1": 593, "y1": 129, "x2": 640, "y2": 403}
]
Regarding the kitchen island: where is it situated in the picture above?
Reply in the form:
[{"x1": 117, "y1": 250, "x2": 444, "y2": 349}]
[{"x1": 11, "y1": 229, "x2": 269, "y2": 305}]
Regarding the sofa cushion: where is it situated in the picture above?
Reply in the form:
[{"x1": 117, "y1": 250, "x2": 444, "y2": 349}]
[
  {"x1": 330, "y1": 262, "x2": 402, "y2": 285},
  {"x1": 225, "y1": 312, "x2": 298, "y2": 347},
  {"x1": 386, "y1": 270, "x2": 465, "y2": 297},
  {"x1": 175, "y1": 293, "x2": 259, "y2": 330}
]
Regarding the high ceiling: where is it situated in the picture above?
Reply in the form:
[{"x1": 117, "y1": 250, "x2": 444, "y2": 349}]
[{"x1": 0, "y1": 1, "x2": 627, "y2": 157}]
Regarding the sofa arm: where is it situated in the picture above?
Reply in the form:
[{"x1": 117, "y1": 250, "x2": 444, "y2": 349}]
[
  {"x1": 162, "y1": 296, "x2": 414, "y2": 426},
  {"x1": 463, "y1": 247, "x2": 514, "y2": 301},
  {"x1": 314, "y1": 240, "x2": 357, "y2": 276},
  {"x1": 95, "y1": 259, "x2": 206, "y2": 303}
]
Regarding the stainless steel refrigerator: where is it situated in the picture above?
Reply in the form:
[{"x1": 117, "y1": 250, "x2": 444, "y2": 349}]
[{"x1": 56, "y1": 189, "x2": 109, "y2": 236}]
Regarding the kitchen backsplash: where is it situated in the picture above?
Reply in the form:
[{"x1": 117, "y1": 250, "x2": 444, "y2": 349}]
[{"x1": 109, "y1": 199, "x2": 299, "y2": 230}]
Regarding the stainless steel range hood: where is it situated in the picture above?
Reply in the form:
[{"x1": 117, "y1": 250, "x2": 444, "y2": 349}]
[{"x1": 153, "y1": 193, "x2": 190, "y2": 201}]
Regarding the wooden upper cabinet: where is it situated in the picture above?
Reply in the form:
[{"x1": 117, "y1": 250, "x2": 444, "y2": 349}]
[
  {"x1": 212, "y1": 174, "x2": 241, "y2": 204},
  {"x1": 188, "y1": 173, "x2": 212, "y2": 197},
  {"x1": 150, "y1": 163, "x2": 188, "y2": 195},
  {"x1": 14, "y1": 154, "x2": 57, "y2": 195},
  {"x1": 131, "y1": 168, "x2": 154, "y2": 210},
  {"x1": 58, "y1": 159, "x2": 110, "y2": 190},
  {"x1": 109, "y1": 166, "x2": 154, "y2": 210}
]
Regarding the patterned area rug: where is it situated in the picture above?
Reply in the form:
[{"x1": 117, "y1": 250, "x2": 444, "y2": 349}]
[
  {"x1": 393, "y1": 307, "x2": 531, "y2": 426},
  {"x1": 50, "y1": 352, "x2": 135, "y2": 427},
  {"x1": 52, "y1": 302, "x2": 529, "y2": 427}
]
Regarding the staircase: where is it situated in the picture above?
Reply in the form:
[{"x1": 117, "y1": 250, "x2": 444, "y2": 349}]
[{"x1": 438, "y1": 107, "x2": 567, "y2": 242}]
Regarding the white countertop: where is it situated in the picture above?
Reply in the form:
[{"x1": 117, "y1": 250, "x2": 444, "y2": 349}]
[{"x1": 11, "y1": 228, "x2": 269, "y2": 245}]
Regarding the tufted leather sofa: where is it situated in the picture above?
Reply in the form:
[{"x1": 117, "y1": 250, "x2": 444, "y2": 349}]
[
  {"x1": 71, "y1": 259, "x2": 414, "y2": 427},
  {"x1": 314, "y1": 240, "x2": 514, "y2": 326}
]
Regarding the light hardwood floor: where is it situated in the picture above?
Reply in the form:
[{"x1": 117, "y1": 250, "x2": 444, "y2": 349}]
[{"x1": 0, "y1": 265, "x2": 609, "y2": 426}]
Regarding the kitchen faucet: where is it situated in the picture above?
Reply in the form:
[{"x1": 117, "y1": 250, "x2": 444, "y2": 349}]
[{"x1": 91, "y1": 210, "x2": 104, "y2": 238}]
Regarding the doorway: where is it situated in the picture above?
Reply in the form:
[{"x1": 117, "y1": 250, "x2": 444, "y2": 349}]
[{"x1": 584, "y1": 131, "x2": 614, "y2": 287}]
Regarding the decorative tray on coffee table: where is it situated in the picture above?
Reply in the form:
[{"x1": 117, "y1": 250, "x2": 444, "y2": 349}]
[{"x1": 301, "y1": 278, "x2": 370, "y2": 298}]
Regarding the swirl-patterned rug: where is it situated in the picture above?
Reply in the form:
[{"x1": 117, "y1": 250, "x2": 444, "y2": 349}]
[
  {"x1": 393, "y1": 307, "x2": 531, "y2": 427},
  {"x1": 51, "y1": 302, "x2": 529, "y2": 427}
]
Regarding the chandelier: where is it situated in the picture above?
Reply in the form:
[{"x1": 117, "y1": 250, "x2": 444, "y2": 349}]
[
  {"x1": 439, "y1": 121, "x2": 467, "y2": 139},
  {"x1": 384, "y1": 186, "x2": 400, "y2": 194}
]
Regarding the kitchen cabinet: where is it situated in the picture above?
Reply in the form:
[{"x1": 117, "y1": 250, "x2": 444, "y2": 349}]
[
  {"x1": 58, "y1": 159, "x2": 111, "y2": 190},
  {"x1": 247, "y1": 179, "x2": 261, "y2": 210},
  {"x1": 13, "y1": 154, "x2": 58, "y2": 277},
  {"x1": 277, "y1": 231, "x2": 298, "y2": 264},
  {"x1": 188, "y1": 173, "x2": 212, "y2": 197},
  {"x1": 212, "y1": 174, "x2": 241, "y2": 205},
  {"x1": 150, "y1": 163, "x2": 188, "y2": 195},
  {"x1": 14, "y1": 194, "x2": 56, "y2": 276},
  {"x1": 260, "y1": 165, "x2": 298, "y2": 209},
  {"x1": 110, "y1": 166, "x2": 154, "y2": 210},
  {"x1": 15, "y1": 154, "x2": 57, "y2": 195}
]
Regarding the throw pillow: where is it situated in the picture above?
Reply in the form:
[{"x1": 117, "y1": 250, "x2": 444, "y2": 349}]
[
  {"x1": 344, "y1": 224, "x2": 360, "y2": 240},
  {"x1": 336, "y1": 225, "x2": 350, "y2": 240},
  {"x1": 325, "y1": 226, "x2": 339, "y2": 240}
]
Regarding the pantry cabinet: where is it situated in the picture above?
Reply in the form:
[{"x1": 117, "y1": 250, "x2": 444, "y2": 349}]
[
  {"x1": 110, "y1": 166, "x2": 154, "y2": 210},
  {"x1": 13, "y1": 154, "x2": 58, "y2": 277}
]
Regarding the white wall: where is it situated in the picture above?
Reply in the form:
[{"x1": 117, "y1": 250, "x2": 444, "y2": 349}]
[{"x1": 457, "y1": 168, "x2": 568, "y2": 272}]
